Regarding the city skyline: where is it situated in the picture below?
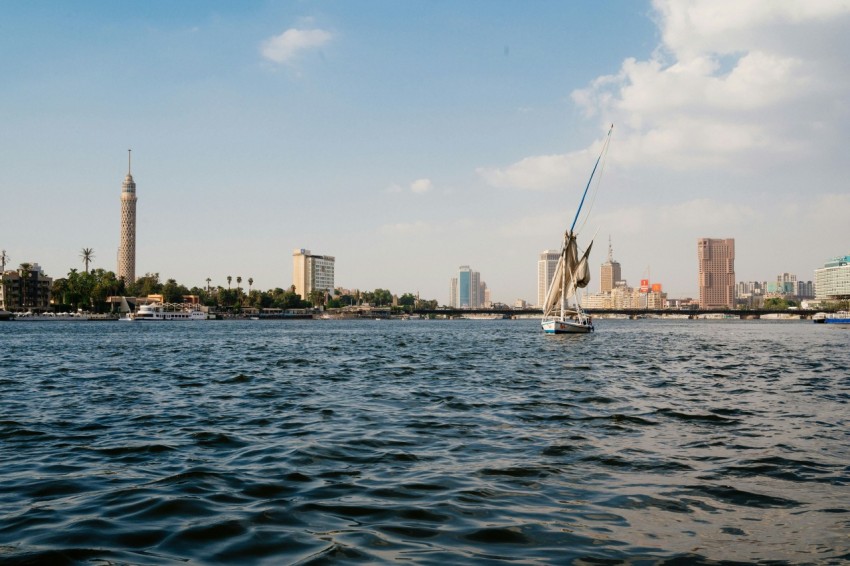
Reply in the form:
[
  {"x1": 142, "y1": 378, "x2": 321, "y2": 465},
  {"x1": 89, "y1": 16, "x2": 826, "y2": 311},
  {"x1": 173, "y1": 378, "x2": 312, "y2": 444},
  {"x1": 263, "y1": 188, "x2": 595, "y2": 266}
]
[{"x1": 2, "y1": 1, "x2": 849, "y2": 303}]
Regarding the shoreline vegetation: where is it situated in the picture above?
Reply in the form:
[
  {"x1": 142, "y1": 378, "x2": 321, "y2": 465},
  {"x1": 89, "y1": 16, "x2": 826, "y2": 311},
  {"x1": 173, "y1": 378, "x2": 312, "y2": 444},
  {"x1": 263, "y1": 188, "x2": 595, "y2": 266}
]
[
  {"x1": 3, "y1": 263, "x2": 846, "y2": 319},
  {"x1": 6, "y1": 266, "x2": 439, "y2": 316}
]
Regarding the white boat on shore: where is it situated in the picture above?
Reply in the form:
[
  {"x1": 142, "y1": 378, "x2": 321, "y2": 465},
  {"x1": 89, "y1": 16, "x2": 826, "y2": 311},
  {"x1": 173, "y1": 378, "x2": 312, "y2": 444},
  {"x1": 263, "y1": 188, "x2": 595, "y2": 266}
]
[
  {"x1": 122, "y1": 302, "x2": 206, "y2": 321},
  {"x1": 14, "y1": 311, "x2": 90, "y2": 321}
]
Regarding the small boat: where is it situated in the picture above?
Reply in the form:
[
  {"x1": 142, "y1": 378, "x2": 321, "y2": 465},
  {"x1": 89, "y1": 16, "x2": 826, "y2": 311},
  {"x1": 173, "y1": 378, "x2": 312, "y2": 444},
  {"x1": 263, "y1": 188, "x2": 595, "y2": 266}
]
[
  {"x1": 814, "y1": 312, "x2": 850, "y2": 325},
  {"x1": 541, "y1": 125, "x2": 613, "y2": 335},
  {"x1": 13, "y1": 311, "x2": 90, "y2": 321},
  {"x1": 124, "y1": 302, "x2": 206, "y2": 321}
]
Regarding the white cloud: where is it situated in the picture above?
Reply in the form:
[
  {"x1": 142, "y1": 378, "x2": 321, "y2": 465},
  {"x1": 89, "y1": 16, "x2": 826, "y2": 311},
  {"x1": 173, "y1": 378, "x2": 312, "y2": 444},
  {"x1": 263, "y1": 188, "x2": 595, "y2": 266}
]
[
  {"x1": 379, "y1": 220, "x2": 436, "y2": 235},
  {"x1": 261, "y1": 28, "x2": 332, "y2": 64},
  {"x1": 482, "y1": 0, "x2": 850, "y2": 187},
  {"x1": 476, "y1": 147, "x2": 600, "y2": 191},
  {"x1": 410, "y1": 178, "x2": 432, "y2": 194}
]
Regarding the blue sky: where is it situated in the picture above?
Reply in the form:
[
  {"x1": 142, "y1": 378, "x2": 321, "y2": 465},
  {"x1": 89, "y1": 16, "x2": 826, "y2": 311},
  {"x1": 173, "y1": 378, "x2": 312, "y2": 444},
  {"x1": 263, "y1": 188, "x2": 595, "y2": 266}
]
[{"x1": 2, "y1": 1, "x2": 848, "y2": 303}]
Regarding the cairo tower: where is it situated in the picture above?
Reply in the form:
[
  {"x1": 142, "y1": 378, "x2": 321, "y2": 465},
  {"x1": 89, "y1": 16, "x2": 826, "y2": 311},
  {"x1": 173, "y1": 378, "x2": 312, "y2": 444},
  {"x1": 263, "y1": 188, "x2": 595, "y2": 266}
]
[{"x1": 117, "y1": 150, "x2": 137, "y2": 283}]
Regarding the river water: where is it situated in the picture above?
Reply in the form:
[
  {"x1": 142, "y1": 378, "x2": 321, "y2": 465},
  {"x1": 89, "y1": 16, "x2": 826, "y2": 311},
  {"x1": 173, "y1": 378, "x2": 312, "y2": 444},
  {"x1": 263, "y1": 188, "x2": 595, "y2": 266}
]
[{"x1": 1, "y1": 319, "x2": 848, "y2": 564}]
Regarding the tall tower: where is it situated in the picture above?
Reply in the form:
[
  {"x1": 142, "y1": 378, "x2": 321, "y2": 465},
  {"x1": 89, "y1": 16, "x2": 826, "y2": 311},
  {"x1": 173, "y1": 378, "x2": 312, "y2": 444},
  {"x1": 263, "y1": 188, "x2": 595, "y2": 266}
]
[
  {"x1": 698, "y1": 238, "x2": 735, "y2": 309},
  {"x1": 117, "y1": 150, "x2": 137, "y2": 283},
  {"x1": 600, "y1": 236, "x2": 621, "y2": 293}
]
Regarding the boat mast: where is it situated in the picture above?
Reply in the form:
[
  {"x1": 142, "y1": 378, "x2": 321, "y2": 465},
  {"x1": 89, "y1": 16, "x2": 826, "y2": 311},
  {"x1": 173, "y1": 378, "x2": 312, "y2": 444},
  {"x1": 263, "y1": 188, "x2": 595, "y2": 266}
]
[
  {"x1": 569, "y1": 124, "x2": 614, "y2": 234},
  {"x1": 561, "y1": 234, "x2": 567, "y2": 319}
]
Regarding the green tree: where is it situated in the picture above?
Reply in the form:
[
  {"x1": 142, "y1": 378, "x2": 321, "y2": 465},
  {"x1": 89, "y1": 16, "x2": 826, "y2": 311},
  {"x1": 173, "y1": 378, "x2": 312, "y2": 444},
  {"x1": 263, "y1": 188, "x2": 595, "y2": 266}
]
[
  {"x1": 132, "y1": 273, "x2": 163, "y2": 298},
  {"x1": 80, "y1": 248, "x2": 95, "y2": 273},
  {"x1": 308, "y1": 289, "x2": 325, "y2": 308},
  {"x1": 764, "y1": 297, "x2": 789, "y2": 310},
  {"x1": 162, "y1": 278, "x2": 189, "y2": 303}
]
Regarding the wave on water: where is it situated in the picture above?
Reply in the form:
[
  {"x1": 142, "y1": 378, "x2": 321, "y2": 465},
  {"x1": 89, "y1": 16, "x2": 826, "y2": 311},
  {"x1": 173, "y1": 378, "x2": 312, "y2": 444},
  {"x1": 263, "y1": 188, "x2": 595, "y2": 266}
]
[{"x1": 1, "y1": 319, "x2": 848, "y2": 564}]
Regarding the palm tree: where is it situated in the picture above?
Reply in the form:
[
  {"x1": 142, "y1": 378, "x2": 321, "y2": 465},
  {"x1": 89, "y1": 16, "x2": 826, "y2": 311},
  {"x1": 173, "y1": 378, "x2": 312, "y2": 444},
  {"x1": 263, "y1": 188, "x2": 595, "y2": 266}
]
[
  {"x1": 227, "y1": 276, "x2": 232, "y2": 290},
  {"x1": 18, "y1": 263, "x2": 32, "y2": 310},
  {"x1": 248, "y1": 277, "x2": 253, "y2": 295},
  {"x1": 80, "y1": 248, "x2": 95, "y2": 273},
  {"x1": 206, "y1": 277, "x2": 212, "y2": 292},
  {"x1": 236, "y1": 276, "x2": 243, "y2": 306}
]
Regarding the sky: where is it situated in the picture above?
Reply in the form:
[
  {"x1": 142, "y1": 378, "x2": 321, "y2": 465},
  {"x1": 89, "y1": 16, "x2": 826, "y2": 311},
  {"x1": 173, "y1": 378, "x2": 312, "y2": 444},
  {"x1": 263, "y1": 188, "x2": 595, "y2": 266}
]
[{"x1": 1, "y1": 0, "x2": 849, "y2": 303}]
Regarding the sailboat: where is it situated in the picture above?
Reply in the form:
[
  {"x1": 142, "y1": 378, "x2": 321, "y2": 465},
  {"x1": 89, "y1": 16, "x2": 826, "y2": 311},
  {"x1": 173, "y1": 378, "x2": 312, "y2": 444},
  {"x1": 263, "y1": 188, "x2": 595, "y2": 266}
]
[{"x1": 541, "y1": 125, "x2": 613, "y2": 334}]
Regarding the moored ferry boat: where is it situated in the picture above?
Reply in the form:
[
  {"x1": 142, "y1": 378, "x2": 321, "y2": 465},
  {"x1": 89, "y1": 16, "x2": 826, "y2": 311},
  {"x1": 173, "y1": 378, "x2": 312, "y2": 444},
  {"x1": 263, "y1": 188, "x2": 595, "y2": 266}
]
[
  {"x1": 123, "y1": 302, "x2": 207, "y2": 321},
  {"x1": 813, "y1": 311, "x2": 850, "y2": 325}
]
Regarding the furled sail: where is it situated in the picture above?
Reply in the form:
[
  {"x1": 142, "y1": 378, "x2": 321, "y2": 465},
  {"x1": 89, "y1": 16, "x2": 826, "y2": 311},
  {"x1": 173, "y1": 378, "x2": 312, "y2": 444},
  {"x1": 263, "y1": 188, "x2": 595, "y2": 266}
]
[{"x1": 574, "y1": 240, "x2": 594, "y2": 289}]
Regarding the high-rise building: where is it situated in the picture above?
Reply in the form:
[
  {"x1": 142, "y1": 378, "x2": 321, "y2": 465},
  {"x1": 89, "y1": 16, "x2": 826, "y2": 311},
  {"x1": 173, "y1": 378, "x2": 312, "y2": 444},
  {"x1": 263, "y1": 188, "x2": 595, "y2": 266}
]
[
  {"x1": 537, "y1": 249, "x2": 560, "y2": 307},
  {"x1": 450, "y1": 265, "x2": 485, "y2": 308},
  {"x1": 292, "y1": 249, "x2": 335, "y2": 299},
  {"x1": 600, "y1": 237, "x2": 621, "y2": 293},
  {"x1": 697, "y1": 238, "x2": 735, "y2": 309},
  {"x1": 814, "y1": 255, "x2": 850, "y2": 300},
  {"x1": 117, "y1": 150, "x2": 137, "y2": 283},
  {"x1": 767, "y1": 272, "x2": 797, "y2": 295},
  {"x1": 796, "y1": 280, "x2": 814, "y2": 299}
]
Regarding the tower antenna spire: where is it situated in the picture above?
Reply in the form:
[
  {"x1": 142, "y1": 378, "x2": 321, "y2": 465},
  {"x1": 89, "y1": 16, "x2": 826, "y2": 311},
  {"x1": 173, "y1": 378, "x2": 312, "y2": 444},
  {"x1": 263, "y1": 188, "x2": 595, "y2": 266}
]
[
  {"x1": 128, "y1": 149, "x2": 132, "y2": 175},
  {"x1": 608, "y1": 235, "x2": 613, "y2": 262}
]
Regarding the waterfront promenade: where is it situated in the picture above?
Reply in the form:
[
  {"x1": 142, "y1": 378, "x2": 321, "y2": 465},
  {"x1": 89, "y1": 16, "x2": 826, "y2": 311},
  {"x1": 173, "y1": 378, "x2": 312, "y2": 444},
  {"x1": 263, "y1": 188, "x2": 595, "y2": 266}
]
[{"x1": 414, "y1": 307, "x2": 822, "y2": 320}]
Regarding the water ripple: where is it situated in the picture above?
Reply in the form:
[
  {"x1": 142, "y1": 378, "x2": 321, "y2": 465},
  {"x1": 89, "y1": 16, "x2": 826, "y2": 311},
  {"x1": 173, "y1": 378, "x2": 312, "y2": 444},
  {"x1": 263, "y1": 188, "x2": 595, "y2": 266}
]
[{"x1": 1, "y1": 319, "x2": 848, "y2": 564}]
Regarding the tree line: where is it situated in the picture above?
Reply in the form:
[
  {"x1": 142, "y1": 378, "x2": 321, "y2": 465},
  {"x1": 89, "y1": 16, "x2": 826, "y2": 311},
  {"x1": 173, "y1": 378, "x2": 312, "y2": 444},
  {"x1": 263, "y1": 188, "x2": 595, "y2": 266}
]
[{"x1": 48, "y1": 268, "x2": 437, "y2": 313}]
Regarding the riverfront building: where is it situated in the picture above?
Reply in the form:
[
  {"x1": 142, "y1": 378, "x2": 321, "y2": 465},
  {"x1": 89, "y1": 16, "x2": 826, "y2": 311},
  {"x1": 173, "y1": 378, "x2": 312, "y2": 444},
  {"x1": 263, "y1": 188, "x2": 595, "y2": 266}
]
[
  {"x1": 600, "y1": 237, "x2": 621, "y2": 293},
  {"x1": 117, "y1": 151, "x2": 137, "y2": 284},
  {"x1": 292, "y1": 249, "x2": 335, "y2": 299},
  {"x1": 698, "y1": 238, "x2": 735, "y2": 309},
  {"x1": 537, "y1": 249, "x2": 560, "y2": 307},
  {"x1": 449, "y1": 265, "x2": 486, "y2": 308},
  {"x1": 0, "y1": 263, "x2": 53, "y2": 311},
  {"x1": 815, "y1": 255, "x2": 850, "y2": 300}
]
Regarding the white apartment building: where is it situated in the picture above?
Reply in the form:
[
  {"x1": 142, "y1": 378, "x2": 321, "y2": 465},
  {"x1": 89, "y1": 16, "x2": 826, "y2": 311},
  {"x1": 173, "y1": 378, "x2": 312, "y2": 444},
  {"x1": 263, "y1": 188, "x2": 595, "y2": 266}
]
[{"x1": 292, "y1": 249, "x2": 335, "y2": 299}]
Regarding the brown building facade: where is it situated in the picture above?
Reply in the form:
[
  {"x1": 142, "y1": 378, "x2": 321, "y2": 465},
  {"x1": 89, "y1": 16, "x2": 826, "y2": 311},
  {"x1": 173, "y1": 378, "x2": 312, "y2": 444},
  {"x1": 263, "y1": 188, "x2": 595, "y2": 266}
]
[{"x1": 698, "y1": 238, "x2": 735, "y2": 309}]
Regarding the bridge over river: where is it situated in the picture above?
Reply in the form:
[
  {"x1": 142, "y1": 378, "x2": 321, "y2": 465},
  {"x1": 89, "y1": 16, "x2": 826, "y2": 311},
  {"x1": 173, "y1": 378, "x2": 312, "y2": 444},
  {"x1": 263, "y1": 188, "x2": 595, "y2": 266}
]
[{"x1": 412, "y1": 308, "x2": 819, "y2": 320}]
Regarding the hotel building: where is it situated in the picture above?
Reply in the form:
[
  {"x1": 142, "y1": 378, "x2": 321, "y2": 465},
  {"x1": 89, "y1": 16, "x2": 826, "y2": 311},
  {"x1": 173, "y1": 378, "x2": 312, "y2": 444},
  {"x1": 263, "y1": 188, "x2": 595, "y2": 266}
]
[
  {"x1": 697, "y1": 238, "x2": 735, "y2": 309},
  {"x1": 292, "y1": 249, "x2": 335, "y2": 299},
  {"x1": 815, "y1": 255, "x2": 850, "y2": 300}
]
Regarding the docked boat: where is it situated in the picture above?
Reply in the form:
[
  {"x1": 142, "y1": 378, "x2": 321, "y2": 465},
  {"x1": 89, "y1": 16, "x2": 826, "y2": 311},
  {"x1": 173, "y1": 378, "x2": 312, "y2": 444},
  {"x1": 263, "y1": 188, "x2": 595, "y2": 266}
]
[
  {"x1": 541, "y1": 125, "x2": 613, "y2": 334},
  {"x1": 13, "y1": 311, "x2": 90, "y2": 321},
  {"x1": 813, "y1": 312, "x2": 850, "y2": 325},
  {"x1": 123, "y1": 302, "x2": 206, "y2": 321}
]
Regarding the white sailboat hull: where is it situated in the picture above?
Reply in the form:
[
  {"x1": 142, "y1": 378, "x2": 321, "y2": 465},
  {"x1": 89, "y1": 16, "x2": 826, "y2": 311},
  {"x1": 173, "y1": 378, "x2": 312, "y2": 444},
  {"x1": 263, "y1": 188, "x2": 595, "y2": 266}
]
[{"x1": 542, "y1": 319, "x2": 593, "y2": 334}]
